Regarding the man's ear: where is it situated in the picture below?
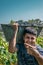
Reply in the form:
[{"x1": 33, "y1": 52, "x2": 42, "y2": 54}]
[{"x1": 35, "y1": 38, "x2": 37, "y2": 43}]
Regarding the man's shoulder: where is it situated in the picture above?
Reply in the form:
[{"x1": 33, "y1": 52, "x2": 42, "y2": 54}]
[
  {"x1": 36, "y1": 44, "x2": 43, "y2": 50},
  {"x1": 36, "y1": 44, "x2": 43, "y2": 55},
  {"x1": 16, "y1": 43, "x2": 23, "y2": 48}
]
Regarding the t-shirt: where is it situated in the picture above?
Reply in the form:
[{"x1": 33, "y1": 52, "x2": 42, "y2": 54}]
[{"x1": 16, "y1": 43, "x2": 43, "y2": 65}]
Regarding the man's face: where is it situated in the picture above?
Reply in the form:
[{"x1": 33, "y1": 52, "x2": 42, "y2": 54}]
[{"x1": 23, "y1": 33, "x2": 36, "y2": 47}]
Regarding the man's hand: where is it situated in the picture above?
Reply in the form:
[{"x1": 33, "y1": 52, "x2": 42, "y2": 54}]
[
  {"x1": 12, "y1": 23, "x2": 19, "y2": 31},
  {"x1": 24, "y1": 43, "x2": 40, "y2": 57}
]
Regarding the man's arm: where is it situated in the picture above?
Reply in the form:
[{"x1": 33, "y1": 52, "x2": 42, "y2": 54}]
[
  {"x1": 8, "y1": 23, "x2": 18, "y2": 53},
  {"x1": 24, "y1": 43, "x2": 43, "y2": 65},
  {"x1": 30, "y1": 46, "x2": 43, "y2": 65},
  {"x1": 35, "y1": 53, "x2": 43, "y2": 65}
]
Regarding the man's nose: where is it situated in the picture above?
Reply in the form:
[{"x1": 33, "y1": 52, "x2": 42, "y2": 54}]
[{"x1": 29, "y1": 38, "x2": 32, "y2": 42}]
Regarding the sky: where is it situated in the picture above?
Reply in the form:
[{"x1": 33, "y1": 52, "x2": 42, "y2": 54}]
[{"x1": 0, "y1": 0, "x2": 43, "y2": 24}]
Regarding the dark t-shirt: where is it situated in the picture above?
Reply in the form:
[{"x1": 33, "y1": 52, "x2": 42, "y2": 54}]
[{"x1": 16, "y1": 43, "x2": 43, "y2": 65}]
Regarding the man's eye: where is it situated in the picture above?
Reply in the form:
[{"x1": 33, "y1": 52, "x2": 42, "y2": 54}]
[
  {"x1": 31, "y1": 37, "x2": 34, "y2": 40},
  {"x1": 26, "y1": 36, "x2": 34, "y2": 40},
  {"x1": 26, "y1": 37, "x2": 30, "y2": 39}
]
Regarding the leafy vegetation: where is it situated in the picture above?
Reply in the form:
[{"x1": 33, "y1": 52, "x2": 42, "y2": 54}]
[
  {"x1": 0, "y1": 33, "x2": 18, "y2": 65},
  {"x1": 37, "y1": 37, "x2": 43, "y2": 48}
]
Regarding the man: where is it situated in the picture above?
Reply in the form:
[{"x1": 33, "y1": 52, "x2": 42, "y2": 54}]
[{"x1": 8, "y1": 23, "x2": 43, "y2": 65}]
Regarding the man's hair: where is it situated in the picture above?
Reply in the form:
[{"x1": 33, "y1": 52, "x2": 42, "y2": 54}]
[{"x1": 23, "y1": 27, "x2": 37, "y2": 36}]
